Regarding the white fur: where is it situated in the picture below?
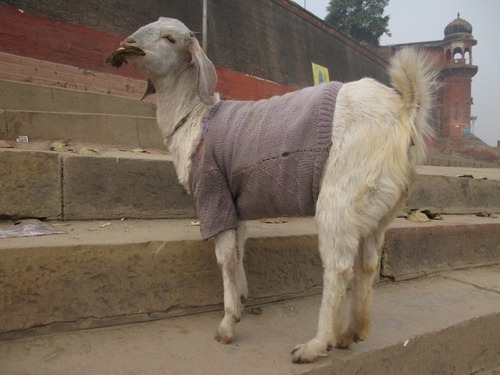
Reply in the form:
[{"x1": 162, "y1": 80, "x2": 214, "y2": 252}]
[{"x1": 114, "y1": 18, "x2": 438, "y2": 364}]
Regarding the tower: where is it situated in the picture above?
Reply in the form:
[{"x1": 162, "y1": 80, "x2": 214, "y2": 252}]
[{"x1": 439, "y1": 13, "x2": 478, "y2": 138}]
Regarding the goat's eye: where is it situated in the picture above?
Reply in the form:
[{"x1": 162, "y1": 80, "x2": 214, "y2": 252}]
[{"x1": 163, "y1": 35, "x2": 176, "y2": 44}]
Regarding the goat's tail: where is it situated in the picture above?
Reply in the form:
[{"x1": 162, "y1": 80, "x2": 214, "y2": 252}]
[{"x1": 388, "y1": 48, "x2": 439, "y2": 165}]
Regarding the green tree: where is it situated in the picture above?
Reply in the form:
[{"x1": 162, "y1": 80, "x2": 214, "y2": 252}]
[{"x1": 325, "y1": 0, "x2": 391, "y2": 47}]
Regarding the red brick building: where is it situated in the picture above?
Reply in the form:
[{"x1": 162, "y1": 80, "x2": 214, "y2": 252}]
[{"x1": 380, "y1": 14, "x2": 478, "y2": 139}]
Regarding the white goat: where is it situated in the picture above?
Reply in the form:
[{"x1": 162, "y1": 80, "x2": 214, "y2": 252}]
[{"x1": 107, "y1": 17, "x2": 437, "y2": 363}]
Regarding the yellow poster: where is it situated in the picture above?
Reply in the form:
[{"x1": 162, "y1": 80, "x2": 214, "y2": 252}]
[{"x1": 311, "y1": 63, "x2": 330, "y2": 85}]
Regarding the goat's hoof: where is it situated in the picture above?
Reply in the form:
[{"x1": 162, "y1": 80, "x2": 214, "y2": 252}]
[
  {"x1": 335, "y1": 341, "x2": 351, "y2": 350},
  {"x1": 215, "y1": 333, "x2": 232, "y2": 345},
  {"x1": 336, "y1": 331, "x2": 366, "y2": 349},
  {"x1": 335, "y1": 334, "x2": 353, "y2": 349},
  {"x1": 291, "y1": 341, "x2": 328, "y2": 364},
  {"x1": 353, "y1": 333, "x2": 364, "y2": 343}
]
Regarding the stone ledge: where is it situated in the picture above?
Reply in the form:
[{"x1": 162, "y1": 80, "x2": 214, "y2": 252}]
[
  {"x1": 0, "y1": 149, "x2": 61, "y2": 218},
  {"x1": 0, "y1": 216, "x2": 498, "y2": 339},
  {"x1": 62, "y1": 154, "x2": 195, "y2": 219},
  {"x1": 2, "y1": 148, "x2": 499, "y2": 220},
  {"x1": 382, "y1": 218, "x2": 500, "y2": 280},
  {"x1": 0, "y1": 78, "x2": 154, "y2": 116},
  {"x1": 2, "y1": 110, "x2": 161, "y2": 149},
  {"x1": 408, "y1": 174, "x2": 500, "y2": 214},
  {"x1": 0, "y1": 272, "x2": 499, "y2": 374}
]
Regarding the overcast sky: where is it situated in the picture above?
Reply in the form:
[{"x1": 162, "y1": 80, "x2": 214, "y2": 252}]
[{"x1": 301, "y1": 0, "x2": 499, "y2": 147}]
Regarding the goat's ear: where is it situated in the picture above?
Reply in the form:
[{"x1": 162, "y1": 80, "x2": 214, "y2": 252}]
[{"x1": 187, "y1": 38, "x2": 217, "y2": 105}]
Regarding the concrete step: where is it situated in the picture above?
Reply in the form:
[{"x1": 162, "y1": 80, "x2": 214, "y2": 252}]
[
  {"x1": 1, "y1": 147, "x2": 499, "y2": 220},
  {"x1": 0, "y1": 78, "x2": 154, "y2": 116},
  {"x1": 0, "y1": 110, "x2": 162, "y2": 149},
  {"x1": 0, "y1": 266, "x2": 498, "y2": 374},
  {"x1": 0, "y1": 215, "x2": 498, "y2": 341},
  {"x1": 0, "y1": 148, "x2": 194, "y2": 220},
  {"x1": 0, "y1": 52, "x2": 148, "y2": 99}
]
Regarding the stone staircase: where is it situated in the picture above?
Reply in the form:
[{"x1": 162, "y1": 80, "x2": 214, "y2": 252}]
[
  {"x1": 0, "y1": 78, "x2": 499, "y2": 374},
  {"x1": 0, "y1": 51, "x2": 147, "y2": 99}
]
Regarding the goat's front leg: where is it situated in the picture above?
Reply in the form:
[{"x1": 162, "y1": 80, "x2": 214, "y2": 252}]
[
  {"x1": 214, "y1": 229, "x2": 243, "y2": 344},
  {"x1": 235, "y1": 222, "x2": 248, "y2": 303}
]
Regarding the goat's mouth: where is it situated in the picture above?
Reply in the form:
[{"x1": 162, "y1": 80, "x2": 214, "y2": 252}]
[{"x1": 106, "y1": 46, "x2": 145, "y2": 68}]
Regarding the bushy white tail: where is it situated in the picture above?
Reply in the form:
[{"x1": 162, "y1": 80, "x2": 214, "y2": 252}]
[{"x1": 388, "y1": 48, "x2": 438, "y2": 164}]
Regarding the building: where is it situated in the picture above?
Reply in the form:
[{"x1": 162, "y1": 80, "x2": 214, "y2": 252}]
[{"x1": 380, "y1": 14, "x2": 478, "y2": 139}]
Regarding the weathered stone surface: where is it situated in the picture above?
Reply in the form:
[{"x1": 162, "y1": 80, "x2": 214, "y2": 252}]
[
  {"x1": 62, "y1": 154, "x2": 195, "y2": 219},
  {"x1": 0, "y1": 110, "x2": 7, "y2": 138},
  {"x1": 0, "y1": 79, "x2": 154, "y2": 116},
  {"x1": 2, "y1": 146, "x2": 499, "y2": 221},
  {"x1": 3, "y1": 110, "x2": 159, "y2": 148},
  {"x1": 245, "y1": 235, "x2": 322, "y2": 299},
  {"x1": 382, "y1": 218, "x2": 500, "y2": 280},
  {"x1": 0, "y1": 149, "x2": 61, "y2": 218},
  {"x1": 407, "y1": 174, "x2": 500, "y2": 214},
  {"x1": 137, "y1": 116, "x2": 165, "y2": 149},
  {"x1": 1, "y1": 269, "x2": 499, "y2": 374},
  {"x1": 0, "y1": 232, "x2": 321, "y2": 336},
  {"x1": 0, "y1": 79, "x2": 56, "y2": 112},
  {"x1": 0, "y1": 239, "x2": 213, "y2": 334},
  {"x1": 1, "y1": 216, "x2": 498, "y2": 339},
  {"x1": 51, "y1": 85, "x2": 155, "y2": 117}
]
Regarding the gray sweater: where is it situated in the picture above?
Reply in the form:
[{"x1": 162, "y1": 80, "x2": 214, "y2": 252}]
[{"x1": 190, "y1": 81, "x2": 343, "y2": 240}]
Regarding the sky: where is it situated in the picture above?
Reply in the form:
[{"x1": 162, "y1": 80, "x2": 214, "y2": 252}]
[{"x1": 300, "y1": 0, "x2": 500, "y2": 147}]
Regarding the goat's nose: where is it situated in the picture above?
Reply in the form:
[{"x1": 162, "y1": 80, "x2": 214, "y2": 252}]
[{"x1": 120, "y1": 37, "x2": 136, "y2": 47}]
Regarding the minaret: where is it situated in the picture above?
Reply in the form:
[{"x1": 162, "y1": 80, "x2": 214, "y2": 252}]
[{"x1": 439, "y1": 13, "x2": 478, "y2": 138}]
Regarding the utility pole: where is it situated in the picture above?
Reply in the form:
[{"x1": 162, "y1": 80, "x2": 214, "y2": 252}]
[{"x1": 202, "y1": 0, "x2": 208, "y2": 52}]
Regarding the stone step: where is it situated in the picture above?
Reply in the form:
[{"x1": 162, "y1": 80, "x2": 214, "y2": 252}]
[
  {"x1": 0, "y1": 264, "x2": 498, "y2": 374},
  {"x1": 0, "y1": 52, "x2": 147, "y2": 99},
  {"x1": 0, "y1": 148, "x2": 194, "y2": 220},
  {"x1": 0, "y1": 215, "x2": 498, "y2": 341},
  {"x1": 0, "y1": 110, "x2": 162, "y2": 149},
  {"x1": 1, "y1": 147, "x2": 499, "y2": 220},
  {"x1": 0, "y1": 78, "x2": 154, "y2": 116}
]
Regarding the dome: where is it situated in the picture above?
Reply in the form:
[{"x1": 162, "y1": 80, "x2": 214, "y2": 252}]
[{"x1": 444, "y1": 13, "x2": 473, "y2": 40}]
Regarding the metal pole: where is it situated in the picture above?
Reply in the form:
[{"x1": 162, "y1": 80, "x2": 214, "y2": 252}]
[{"x1": 202, "y1": 0, "x2": 208, "y2": 52}]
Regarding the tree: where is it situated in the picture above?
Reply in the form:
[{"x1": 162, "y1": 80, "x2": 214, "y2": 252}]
[{"x1": 325, "y1": 0, "x2": 391, "y2": 48}]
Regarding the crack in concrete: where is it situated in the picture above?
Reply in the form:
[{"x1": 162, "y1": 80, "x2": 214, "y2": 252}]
[{"x1": 440, "y1": 266, "x2": 500, "y2": 295}]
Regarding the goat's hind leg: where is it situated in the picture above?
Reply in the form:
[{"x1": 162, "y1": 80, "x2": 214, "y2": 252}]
[
  {"x1": 291, "y1": 211, "x2": 358, "y2": 363},
  {"x1": 214, "y1": 229, "x2": 244, "y2": 344},
  {"x1": 335, "y1": 230, "x2": 381, "y2": 348}
]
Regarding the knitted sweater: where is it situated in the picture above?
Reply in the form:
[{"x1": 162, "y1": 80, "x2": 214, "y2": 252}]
[{"x1": 190, "y1": 81, "x2": 343, "y2": 240}]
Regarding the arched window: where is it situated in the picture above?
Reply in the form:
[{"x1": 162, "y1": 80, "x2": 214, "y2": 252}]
[
  {"x1": 464, "y1": 48, "x2": 471, "y2": 64},
  {"x1": 453, "y1": 47, "x2": 464, "y2": 63}
]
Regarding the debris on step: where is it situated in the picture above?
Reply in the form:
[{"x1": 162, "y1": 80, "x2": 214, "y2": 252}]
[
  {"x1": 47, "y1": 139, "x2": 71, "y2": 152},
  {"x1": 260, "y1": 217, "x2": 290, "y2": 224},
  {"x1": 476, "y1": 212, "x2": 498, "y2": 218},
  {"x1": 404, "y1": 209, "x2": 443, "y2": 222},
  {"x1": 457, "y1": 174, "x2": 487, "y2": 180},
  {"x1": 78, "y1": 147, "x2": 100, "y2": 156},
  {"x1": 0, "y1": 219, "x2": 66, "y2": 239}
]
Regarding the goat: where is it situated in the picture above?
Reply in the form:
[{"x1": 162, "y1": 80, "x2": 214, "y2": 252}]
[{"x1": 107, "y1": 17, "x2": 437, "y2": 363}]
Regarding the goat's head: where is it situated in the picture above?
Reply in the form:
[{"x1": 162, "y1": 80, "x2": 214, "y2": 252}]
[{"x1": 107, "y1": 17, "x2": 217, "y2": 105}]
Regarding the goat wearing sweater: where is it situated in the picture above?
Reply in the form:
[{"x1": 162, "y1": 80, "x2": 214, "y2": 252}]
[{"x1": 107, "y1": 17, "x2": 437, "y2": 364}]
